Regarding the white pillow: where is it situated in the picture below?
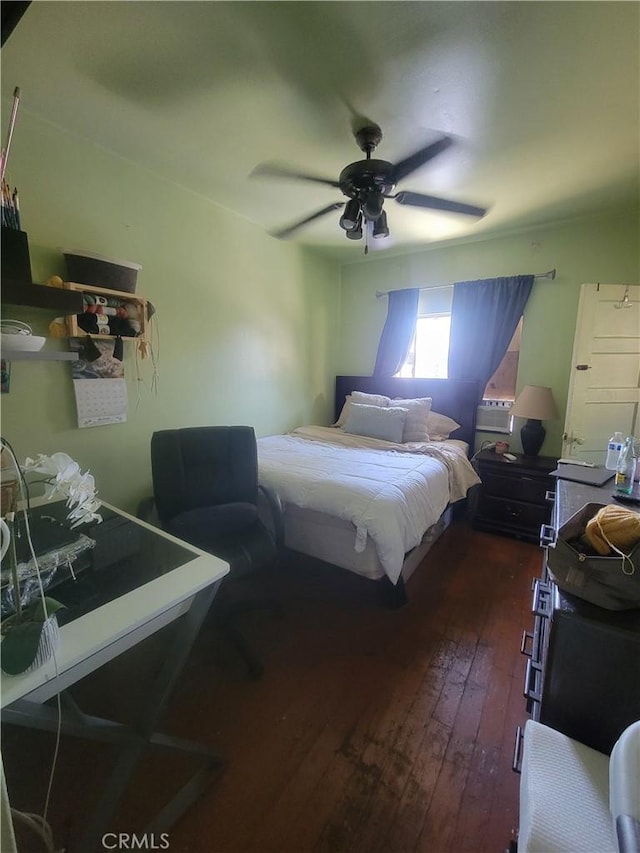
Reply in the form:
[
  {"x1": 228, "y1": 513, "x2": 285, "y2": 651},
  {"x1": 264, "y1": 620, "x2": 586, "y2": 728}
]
[
  {"x1": 392, "y1": 396, "x2": 433, "y2": 443},
  {"x1": 335, "y1": 390, "x2": 390, "y2": 427},
  {"x1": 343, "y1": 403, "x2": 408, "y2": 444},
  {"x1": 334, "y1": 394, "x2": 352, "y2": 427},
  {"x1": 425, "y1": 410, "x2": 461, "y2": 441},
  {"x1": 351, "y1": 391, "x2": 391, "y2": 407}
]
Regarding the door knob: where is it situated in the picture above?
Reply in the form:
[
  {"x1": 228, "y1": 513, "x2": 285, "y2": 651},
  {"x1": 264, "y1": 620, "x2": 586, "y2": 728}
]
[{"x1": 563, "y1": 432, "x2": 584, "y2": 446}]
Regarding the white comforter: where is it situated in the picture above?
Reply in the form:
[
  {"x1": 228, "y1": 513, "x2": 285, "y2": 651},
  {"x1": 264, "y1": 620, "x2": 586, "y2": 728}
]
[{"x1": 257, "y1": 426, "x2": 480, "y2": 584}]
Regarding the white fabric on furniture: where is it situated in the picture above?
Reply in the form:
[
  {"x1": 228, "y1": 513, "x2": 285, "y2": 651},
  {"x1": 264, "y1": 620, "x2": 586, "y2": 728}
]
[
  {"x1": 425, "y1": 410, "x2": 461, "y2": 440},
  {"x1": 351, "y1": 390, "x2": 391, "y2": 407},
  {"x1": 257, "y1": 426, "x2": 479, "y2": 584},
  {"x1": 343, "y1": 402, "x2": 408, "y2": 443},
  {"x1": 280, "y1": 503, "x2": 451, "y2": 582},
  {"x1": 335, "y1": 390, "x2": 391, "y2": 427},
  {"x1": 518, "y1": 719, "x2": 634, "y2": 853},
  {"x1": 334, "y1": 394, "x2": 352, "y2": 427},
  {"x1": 391, "y1": 396, "x2": 432, "y2": 443},
  {"x1": 609, "y1": 721, "x2": 640, "y2": 824}
]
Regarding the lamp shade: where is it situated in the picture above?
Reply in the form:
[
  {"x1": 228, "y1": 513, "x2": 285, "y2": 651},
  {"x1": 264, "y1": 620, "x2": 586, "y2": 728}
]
[
  {"x1": 510, "y1": 385, "x2": 557, "y2": 420},
  {"x1": 511, "y1": 385, "x2": 557, "y2": 456}
]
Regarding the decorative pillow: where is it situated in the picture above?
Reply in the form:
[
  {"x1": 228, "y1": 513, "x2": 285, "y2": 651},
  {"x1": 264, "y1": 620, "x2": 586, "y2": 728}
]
[
  {"x1": 351, "y1": 390, "x2": 391, "y2": 407},
  {"x1": 343, "y1": 403, "x2": 408, "y2": 444},
  {"x1": 334, "y1": 394, "x2": 353, "y2": 427},
  {"x1": 425, "y1": 410, "x2": 461, "y2": 440},
  {"x1": 334, "y1": 390, "x2": 391, "y2": 427},
  {"x1": 392, "y1": 396, "x2": 433, "y2": 443}
]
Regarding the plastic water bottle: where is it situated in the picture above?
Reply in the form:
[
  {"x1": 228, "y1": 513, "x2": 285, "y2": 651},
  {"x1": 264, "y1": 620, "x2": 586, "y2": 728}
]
[
  {"x1": 606, "y1": 431, "x2": 624, "y2": 470},
  {"x1": 615, "y1": 436, "x2": 636, "y2": 495}
]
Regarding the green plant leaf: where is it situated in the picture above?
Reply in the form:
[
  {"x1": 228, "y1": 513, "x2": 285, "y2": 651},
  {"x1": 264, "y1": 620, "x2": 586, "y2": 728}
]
[
  {"x1": 1, "y1": 598, "x2": 64, "y2": 637},
  {"x1": 0, "y1": 620, "x2": 46, "y2": 675},
  {"x1": 25, "y1": 598, "x2": 65, "y2": 622}
]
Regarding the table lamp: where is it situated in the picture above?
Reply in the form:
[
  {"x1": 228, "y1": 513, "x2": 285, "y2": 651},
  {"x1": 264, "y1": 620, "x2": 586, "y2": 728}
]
[{"x1": 510, "y1": 385, "x2": 558, "y2": 457}]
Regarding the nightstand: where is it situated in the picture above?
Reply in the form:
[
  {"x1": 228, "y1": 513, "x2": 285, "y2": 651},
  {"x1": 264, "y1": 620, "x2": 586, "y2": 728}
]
[{"x1": 470, "y1": 450, "x2": 557, "y2": 541}]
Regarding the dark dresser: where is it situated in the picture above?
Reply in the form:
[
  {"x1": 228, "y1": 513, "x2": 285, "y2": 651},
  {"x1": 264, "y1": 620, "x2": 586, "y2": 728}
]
[
  {"x1": 518, "y1": 477, "x2": 640, "y2": 759},
  {"x1": 470, "y1": 450, "x2": 557, "y2": 542}
]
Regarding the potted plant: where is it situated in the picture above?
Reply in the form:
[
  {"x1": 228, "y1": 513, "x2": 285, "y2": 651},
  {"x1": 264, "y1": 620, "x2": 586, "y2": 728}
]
[{"x1": 1, "y1": 452, "x2": 102, "y2": 675}]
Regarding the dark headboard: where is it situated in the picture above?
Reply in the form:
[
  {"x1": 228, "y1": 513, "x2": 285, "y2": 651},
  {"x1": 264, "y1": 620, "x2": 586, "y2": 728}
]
[{"x1": 334, "y1": 376, "x2": 480, "y2": 453}]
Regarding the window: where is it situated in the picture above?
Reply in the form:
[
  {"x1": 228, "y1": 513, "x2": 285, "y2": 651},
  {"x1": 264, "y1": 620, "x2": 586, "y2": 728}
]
[
  {"x1": 397, "y1": 314, "x2": 451, "y2": 379},
  {"x1": 397, "y1": 286, "x2": 522, "y2": 402}
]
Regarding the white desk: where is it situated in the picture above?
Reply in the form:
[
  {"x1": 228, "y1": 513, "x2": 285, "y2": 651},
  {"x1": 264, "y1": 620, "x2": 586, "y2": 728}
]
[{"x1": 1, "y1": 500, "x2": 229, "y2": 852}]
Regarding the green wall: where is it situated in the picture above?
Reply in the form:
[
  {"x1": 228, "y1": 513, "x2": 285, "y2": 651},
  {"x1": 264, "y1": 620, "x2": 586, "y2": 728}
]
[
  {"x1": 1, "y1": 112, "x2": 341, "y2": 513},
  {"x1": 338, "y1": 207, "x2": 640, "y2": 456},
  {"x1": 3, "y1": 112, "x2": 638, "y2": 511}
]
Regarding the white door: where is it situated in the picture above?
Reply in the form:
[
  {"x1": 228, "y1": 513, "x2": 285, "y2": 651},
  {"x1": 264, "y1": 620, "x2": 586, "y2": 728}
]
[{"x1": 562, "y1": 283, "x2": 640, "y2": 463}]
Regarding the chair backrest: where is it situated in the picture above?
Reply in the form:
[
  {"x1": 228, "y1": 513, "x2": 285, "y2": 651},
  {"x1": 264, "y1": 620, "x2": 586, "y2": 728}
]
[{"x1": 151, "y1": 426, "x2": 258, "y2": 524}]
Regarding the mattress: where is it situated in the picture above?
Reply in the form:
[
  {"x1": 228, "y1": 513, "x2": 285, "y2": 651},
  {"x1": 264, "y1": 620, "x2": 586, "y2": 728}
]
[
  {"x1": 281, "y1": 503, "x2": 452, "y2": 581},
  {"x1": 257, "y1": 426, "x2": 479, "y2": 584}
]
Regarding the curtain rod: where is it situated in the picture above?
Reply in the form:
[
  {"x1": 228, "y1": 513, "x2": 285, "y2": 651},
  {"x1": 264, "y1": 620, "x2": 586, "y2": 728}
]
[{"x1": 375, "y1": 268, "x2": 556, "y2": 298}]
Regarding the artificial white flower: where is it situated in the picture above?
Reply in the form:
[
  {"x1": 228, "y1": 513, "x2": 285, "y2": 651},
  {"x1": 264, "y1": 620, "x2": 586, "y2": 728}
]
[{"x1": 22, "y1": 453, "x2": 102, "y2": 528}]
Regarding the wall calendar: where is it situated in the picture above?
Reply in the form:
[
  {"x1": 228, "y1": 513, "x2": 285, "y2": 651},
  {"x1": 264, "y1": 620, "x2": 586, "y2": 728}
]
[{"x1": 70, "y1": 339, "x2": 128, "y2": 428}]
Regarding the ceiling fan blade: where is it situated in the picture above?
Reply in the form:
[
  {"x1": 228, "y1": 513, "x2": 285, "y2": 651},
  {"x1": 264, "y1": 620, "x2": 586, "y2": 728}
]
[
  {"x1": 395, "y1": 191, "x2": 487, "y2": 218},
  {"x1": 272, "y1": 202, "x2": 345, "y2": 239},
  {"x1": 251, "y1": 163, "x2": 341, "y2": 189},
  {"x1": 390, "y1": 136, "x2": 454, "y2": 184}
]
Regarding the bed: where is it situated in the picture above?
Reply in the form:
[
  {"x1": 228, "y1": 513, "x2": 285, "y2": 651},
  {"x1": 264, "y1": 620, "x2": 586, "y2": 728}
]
[{"x1": 257, "y1": 376, "x2": 481, "y2": 601}]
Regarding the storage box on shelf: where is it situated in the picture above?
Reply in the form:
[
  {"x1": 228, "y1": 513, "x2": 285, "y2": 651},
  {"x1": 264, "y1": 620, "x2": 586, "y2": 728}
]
[
  {"x1": 63, "y1": 249, "x2": 141, "y2": 294},
  {"x1": 470, "y1": 450, "x2": 557, "y2": 542},
  {"x1": 63, "y1": 281, "x2": 148, "y2": 346}
]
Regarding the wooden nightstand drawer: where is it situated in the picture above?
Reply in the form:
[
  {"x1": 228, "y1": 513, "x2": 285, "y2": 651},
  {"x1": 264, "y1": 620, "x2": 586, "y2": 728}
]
[
  {"x1": 481, "y1": 471, "x2": 550, "y2": 504},
  {"x1": 470, "y1": 451, "x2": 557, "y2": 540},
  {"x1": 477, "y1": 494, "x2": 550, "y2": 532}
]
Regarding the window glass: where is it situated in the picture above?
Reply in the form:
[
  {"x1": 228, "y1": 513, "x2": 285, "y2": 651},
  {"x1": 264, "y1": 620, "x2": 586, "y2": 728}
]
[
  {"x1": 397, "y1": 315, "x2": 451, "y2": 378},
  {"x1": 397, "y1": 295, "x2": 522, "y2": 402}
]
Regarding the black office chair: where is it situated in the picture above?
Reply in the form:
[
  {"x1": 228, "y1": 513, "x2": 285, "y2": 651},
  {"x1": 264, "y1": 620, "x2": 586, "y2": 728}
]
[{"x1": 138, "y1": 426, "x2": 284, "y2": 678}]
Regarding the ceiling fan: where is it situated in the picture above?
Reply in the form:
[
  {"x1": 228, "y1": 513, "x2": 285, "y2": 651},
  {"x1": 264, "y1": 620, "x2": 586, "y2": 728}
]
[{"x1": 253, "y1": 122, "x2": 488, "y2": 252}]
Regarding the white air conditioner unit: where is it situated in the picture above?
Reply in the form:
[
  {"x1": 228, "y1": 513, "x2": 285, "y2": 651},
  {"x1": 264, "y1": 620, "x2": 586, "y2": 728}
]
[{"x1": 476, "y1": 401, "x2": 513, "y2": 433}]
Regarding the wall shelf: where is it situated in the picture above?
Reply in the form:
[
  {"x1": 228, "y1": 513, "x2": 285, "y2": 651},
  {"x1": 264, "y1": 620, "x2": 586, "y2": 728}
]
[
  {"x1": 1, "y1": 278, "x2": 85, "y2": 312},
  {"x1": 63, "y1": 281, "x2": 147, "y2": 344},
  {"x1": 0, "y1": 349, "x2": 78, "y2": 362}
]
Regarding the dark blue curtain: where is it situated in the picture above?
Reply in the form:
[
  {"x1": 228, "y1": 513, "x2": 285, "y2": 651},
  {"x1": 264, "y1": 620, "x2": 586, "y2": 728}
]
[
  {"x1": 373, "y1": 287, "x2": 419, "y2": 377},
  {"x1": 448, "y1": 275, "x2": 534, "y2": 399}
]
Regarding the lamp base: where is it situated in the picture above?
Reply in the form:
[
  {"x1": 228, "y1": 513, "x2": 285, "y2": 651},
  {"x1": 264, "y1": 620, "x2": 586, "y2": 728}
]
[{"x1": 520, "y1": 419, "x2": 545, "y2": 457}]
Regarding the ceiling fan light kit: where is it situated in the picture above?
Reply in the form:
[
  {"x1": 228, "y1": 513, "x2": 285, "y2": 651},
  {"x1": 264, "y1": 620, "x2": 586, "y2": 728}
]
[
  {"x1": 373, "y1": 211, "x2": 389, "y2": 239},
  {"x1": 339, "y1": 198, "x2": 361, "y2": 231},
  {"x1": 346, "y1": 222, "x2": 363, "y2": 241},
  {"x1": 256, "y1": 121, "x2": 488, "y2": 251}
]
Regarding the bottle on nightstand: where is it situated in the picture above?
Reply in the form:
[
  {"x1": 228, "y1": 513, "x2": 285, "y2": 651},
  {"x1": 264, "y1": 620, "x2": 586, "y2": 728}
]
[
  {"x1": 606, "y1": 431, "x2": 624, "y2": 470},
  {"x1": 614, "y1": 436, "x2": 636, "y2": 495}
]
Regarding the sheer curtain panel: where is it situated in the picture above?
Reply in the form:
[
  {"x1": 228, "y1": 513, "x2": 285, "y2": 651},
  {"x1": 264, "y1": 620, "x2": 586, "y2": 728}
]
[{"x1": 373, "y1": 287, "x2": 419, "y2": 377}]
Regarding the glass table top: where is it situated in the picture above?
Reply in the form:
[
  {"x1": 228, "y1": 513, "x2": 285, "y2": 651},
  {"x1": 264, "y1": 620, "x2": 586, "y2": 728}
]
[{"x1": 1, "y1": 502, "x2": 199, "y2": 626}]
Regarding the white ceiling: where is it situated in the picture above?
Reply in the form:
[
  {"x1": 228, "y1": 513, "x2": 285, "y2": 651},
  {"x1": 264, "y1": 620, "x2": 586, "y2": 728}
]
[{"x1": 2, "y1": 1, "x2": 639, "y2": 261}]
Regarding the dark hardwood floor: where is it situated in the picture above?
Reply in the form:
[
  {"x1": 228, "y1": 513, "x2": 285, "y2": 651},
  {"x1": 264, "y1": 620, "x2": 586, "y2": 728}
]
[{"x1": 3, "y1": 518, "x2": 540, "y2": 853}]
